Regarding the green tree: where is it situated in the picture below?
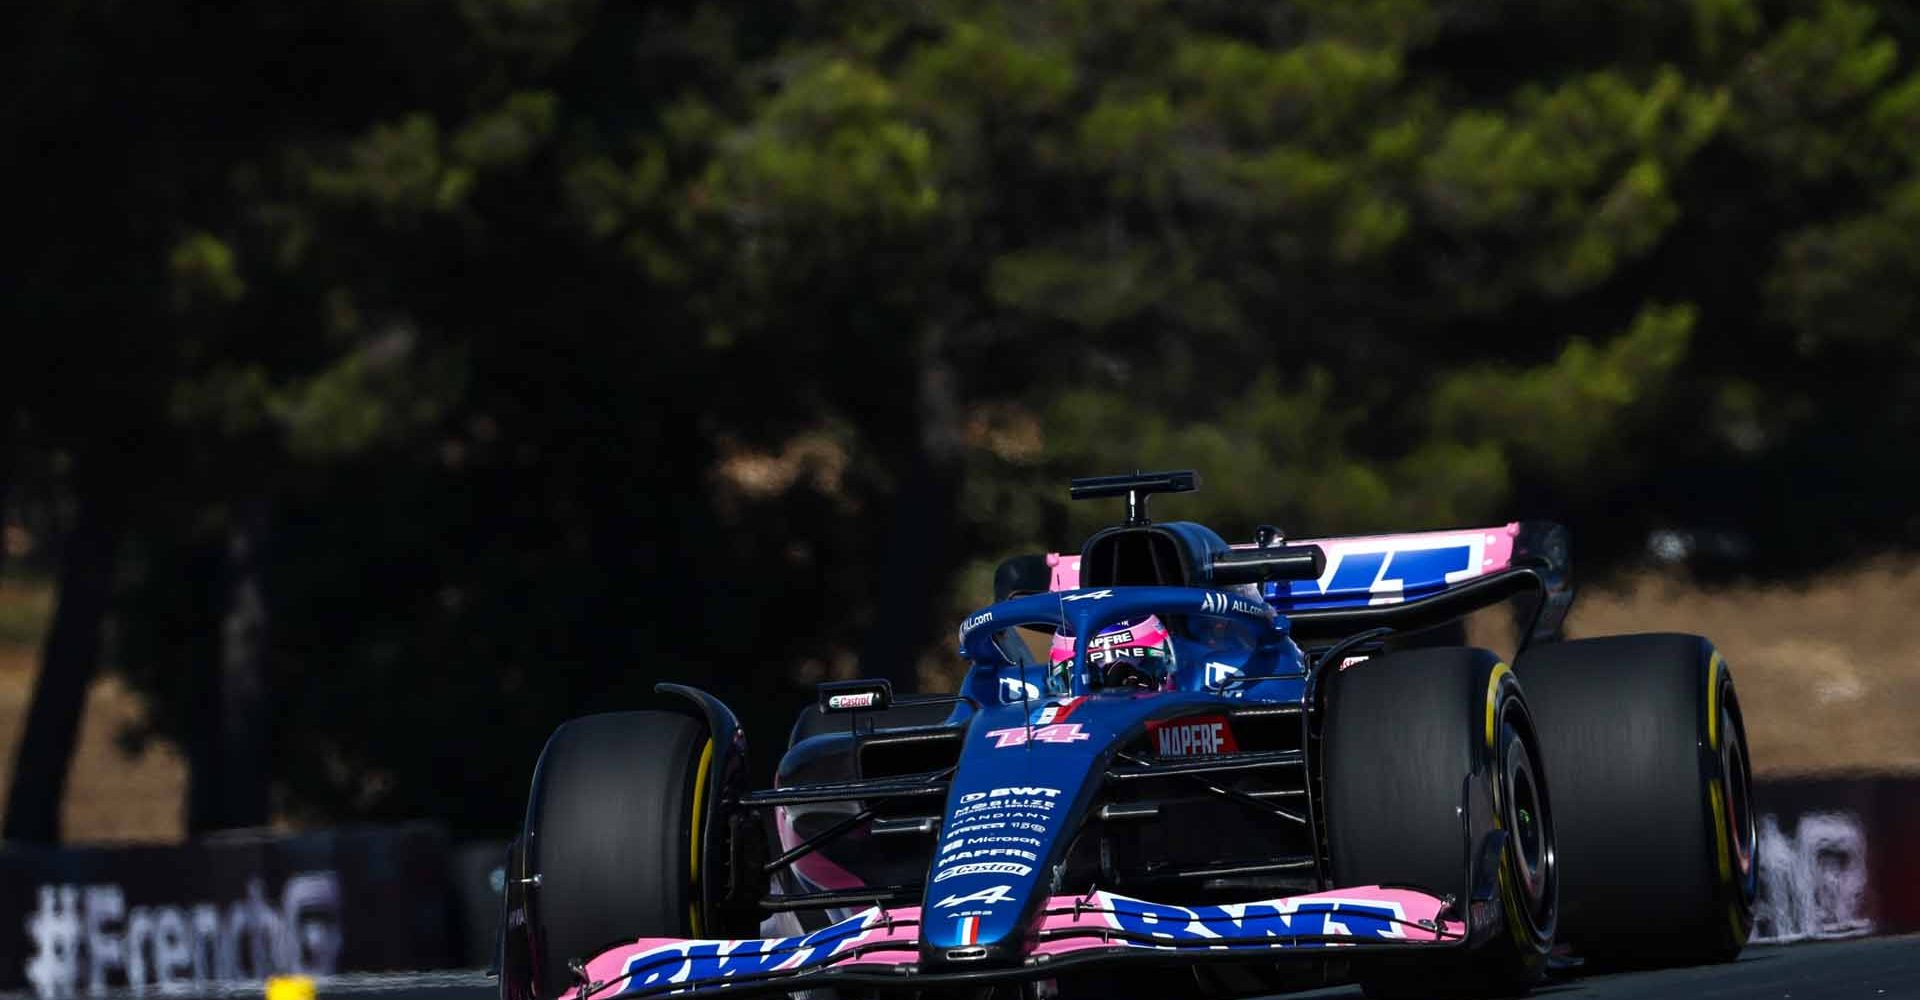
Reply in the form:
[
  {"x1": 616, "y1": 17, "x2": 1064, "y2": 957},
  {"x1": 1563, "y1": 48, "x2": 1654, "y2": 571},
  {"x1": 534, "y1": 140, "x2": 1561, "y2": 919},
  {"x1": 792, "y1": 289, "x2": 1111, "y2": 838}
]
[{"x1": 9, "y1": 0, "x2": 1920, "y2": 838}]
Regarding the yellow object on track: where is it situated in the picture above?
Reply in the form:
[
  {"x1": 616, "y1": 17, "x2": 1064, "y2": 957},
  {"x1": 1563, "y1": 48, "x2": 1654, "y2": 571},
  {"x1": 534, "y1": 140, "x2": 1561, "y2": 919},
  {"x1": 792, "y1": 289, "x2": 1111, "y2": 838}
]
[{"x1": 266, "y1": 976, "x2": 317, "y2": 1000}]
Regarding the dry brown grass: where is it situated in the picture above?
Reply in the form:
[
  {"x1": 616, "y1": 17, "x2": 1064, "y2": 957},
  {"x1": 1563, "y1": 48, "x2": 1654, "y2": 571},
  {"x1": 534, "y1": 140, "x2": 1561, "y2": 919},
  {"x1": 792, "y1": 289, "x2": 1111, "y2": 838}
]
[
  {"x1": 0, "y1": 580, "x2": 187, "y2": 844},
  {"x1": 1565, "y1": 558, "x2": 1920, "y2": 777}
]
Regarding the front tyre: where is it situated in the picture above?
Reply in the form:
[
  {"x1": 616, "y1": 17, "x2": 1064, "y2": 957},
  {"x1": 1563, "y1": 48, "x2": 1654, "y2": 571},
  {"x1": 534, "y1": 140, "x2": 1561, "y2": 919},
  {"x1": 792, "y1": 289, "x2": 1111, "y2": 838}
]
[
  {"x1": 524, "y1": 711, "x2": 713, "y2": 999},
  {"x1": 1324, "y1": 647, "x2": 1556, "y2": 998},
  {"x1": 1516, "y1": 634, "x2": 1756, "y2": 966}
]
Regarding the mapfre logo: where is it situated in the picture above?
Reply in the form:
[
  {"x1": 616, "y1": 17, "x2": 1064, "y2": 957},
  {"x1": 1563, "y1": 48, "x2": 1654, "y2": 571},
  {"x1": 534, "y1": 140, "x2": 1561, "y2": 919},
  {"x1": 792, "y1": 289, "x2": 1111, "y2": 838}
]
[{"x1": 1148, "y1": 715, "x2": 1238, "y2": 757}]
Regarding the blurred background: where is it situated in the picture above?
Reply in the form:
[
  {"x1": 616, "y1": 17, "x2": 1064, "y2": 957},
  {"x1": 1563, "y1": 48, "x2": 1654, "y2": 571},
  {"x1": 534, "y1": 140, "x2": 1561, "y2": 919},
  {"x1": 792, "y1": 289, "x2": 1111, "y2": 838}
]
[{"x1": 3, "y1": 0, "x2": 1919, "y2": 988}]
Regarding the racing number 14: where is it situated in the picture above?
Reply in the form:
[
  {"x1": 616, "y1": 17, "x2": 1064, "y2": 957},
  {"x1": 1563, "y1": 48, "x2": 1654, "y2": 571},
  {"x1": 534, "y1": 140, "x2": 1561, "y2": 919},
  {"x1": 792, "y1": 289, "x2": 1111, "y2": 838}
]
[{"x1": 985, "y1": 724, "x2": 1090, "y2": 748}]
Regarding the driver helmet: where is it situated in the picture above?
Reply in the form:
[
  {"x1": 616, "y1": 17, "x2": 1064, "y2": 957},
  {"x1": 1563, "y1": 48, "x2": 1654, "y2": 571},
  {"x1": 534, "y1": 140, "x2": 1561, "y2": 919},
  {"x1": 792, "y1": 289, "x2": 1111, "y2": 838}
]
[{"x1": 1050, "y1": 615, "x2": 1176, "y2": 691}]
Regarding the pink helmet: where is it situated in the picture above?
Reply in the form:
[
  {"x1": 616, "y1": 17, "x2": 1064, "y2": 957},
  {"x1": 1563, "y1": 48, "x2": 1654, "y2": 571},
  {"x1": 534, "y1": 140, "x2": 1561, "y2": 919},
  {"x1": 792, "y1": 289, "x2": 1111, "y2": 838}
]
[{"x1": 1050, "y1": 615, "x2": 1176, "y2": 690}]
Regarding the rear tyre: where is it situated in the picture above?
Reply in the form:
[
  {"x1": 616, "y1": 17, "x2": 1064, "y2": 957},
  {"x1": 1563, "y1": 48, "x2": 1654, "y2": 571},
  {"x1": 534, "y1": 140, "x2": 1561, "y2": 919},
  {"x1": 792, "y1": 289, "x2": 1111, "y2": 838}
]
[
  {"x1": 1516, "y1": 634, "x2": 1755, "y2": 967},
  {"x1": 524, "y1": 711, "x2": 712, "y2": 999},
  {"x1": 1324, "y1": 647, "x2": 1556, "y2": 998}
]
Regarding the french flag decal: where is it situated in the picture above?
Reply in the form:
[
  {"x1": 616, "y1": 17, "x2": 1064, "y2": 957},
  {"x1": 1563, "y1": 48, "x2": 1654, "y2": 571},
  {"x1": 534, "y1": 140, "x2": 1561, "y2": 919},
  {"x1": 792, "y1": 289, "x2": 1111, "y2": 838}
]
[{"x1": 958, "y1": 916, "x2": 980, "y2": 944}]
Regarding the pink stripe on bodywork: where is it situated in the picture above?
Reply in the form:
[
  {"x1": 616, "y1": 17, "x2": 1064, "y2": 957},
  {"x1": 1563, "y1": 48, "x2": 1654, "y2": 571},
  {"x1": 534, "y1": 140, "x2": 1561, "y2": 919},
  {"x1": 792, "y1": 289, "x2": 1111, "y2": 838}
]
[
  {"x1": 1043, "y1": 524, "x2": 1518, "y2": 595},
  {"x1": 773, "y1": 806, "x2": 866, "y2": 891},
  {"x1": 1281, "y1": 524, "x2": 1517, "y2": 599},
  {"x1": 562, "y1": 886, "x2": 1462, "y2": 999},
  {"x1": 1047, "y1": 552, "x2": 1082, "y2": 591}
]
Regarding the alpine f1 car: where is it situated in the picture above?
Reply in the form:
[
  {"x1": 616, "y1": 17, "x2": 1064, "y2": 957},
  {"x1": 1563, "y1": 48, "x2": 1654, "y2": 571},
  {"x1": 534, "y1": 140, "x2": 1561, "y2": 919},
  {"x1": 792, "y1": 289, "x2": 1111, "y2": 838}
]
[{"x1": 498, "y1": 470, "x2": 1757, "y2": 1000}]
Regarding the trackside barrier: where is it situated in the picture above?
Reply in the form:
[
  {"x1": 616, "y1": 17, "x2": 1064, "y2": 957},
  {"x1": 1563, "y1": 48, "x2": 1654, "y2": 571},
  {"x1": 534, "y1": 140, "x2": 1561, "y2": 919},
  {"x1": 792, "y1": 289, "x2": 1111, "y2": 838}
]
[
  {"x1": 0, "y1": 824, "x2": 455, "y2": 998},
  {"x1": 1752, "y1": 775, "x2": 1920, "y2": 943},
  {"x1": 1, "y1": 779, "x2": 1915, "y2": 997}
]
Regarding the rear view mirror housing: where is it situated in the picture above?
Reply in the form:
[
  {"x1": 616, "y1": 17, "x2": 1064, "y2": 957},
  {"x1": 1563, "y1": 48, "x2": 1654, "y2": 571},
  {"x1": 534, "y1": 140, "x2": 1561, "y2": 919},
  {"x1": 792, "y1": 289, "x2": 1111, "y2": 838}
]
[{"x1": 1209, "y1": 545, "x2": 1326, "y2": 586}]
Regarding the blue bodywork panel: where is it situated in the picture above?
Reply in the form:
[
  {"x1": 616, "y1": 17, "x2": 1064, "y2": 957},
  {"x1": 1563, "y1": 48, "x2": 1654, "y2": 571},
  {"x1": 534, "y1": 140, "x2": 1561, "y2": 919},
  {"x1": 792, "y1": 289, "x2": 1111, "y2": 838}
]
[{"x1": 924, "y1": 586, "x2": 1309, "y2": 961}]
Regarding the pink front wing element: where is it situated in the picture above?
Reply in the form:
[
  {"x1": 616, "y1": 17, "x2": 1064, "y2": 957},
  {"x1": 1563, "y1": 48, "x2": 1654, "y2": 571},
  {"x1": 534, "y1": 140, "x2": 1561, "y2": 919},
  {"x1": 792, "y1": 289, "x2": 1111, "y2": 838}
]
[
  {"x1": 561, "y1": 906, "x2": 922, "y2": 1000},
  {"x1": 563, "y1": 886, "x2": 1464, "y2": 999},
  {"x1": 1027, "y1": 885, "x2": 1463, "y2": 957}
]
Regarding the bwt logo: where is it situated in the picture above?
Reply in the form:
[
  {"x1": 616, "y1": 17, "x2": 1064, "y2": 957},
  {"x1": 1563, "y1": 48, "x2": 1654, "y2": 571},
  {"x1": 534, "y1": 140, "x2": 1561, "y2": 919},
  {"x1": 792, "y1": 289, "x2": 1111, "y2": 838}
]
[
  {"x1": 21, "y1": 874, "x2": 342, "y2": 998},
  {"x1": 1109, "y1": 895, "x2": 1404, "y2": 944},
  {"x1": 621, "y1": 911, "x2": 871, "y2": 990}
]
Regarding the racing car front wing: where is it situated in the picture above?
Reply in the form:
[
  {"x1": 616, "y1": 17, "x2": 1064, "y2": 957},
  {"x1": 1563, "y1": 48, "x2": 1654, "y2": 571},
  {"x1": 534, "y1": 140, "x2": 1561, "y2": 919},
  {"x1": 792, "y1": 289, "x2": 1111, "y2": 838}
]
[{"x1": 559, "y1": 886, "x2": 1465, "y2": 1000}]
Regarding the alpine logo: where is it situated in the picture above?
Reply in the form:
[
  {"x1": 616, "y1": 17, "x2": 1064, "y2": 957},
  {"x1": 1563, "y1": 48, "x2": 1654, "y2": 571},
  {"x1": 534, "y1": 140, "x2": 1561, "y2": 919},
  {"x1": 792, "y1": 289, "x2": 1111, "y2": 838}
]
[
  {"x1": 985, "y1": 724, "x2": 1090, "y2": 748},
  {"x1": 1061, "y1": 589, "x2": 1113, "y2": 602},
  {"x1": 1148, "y1": 715, "x2": 1238, "y2": 757},
  {"x1": 935, "y1": 884, "x2": 1015, "y2": 908}
]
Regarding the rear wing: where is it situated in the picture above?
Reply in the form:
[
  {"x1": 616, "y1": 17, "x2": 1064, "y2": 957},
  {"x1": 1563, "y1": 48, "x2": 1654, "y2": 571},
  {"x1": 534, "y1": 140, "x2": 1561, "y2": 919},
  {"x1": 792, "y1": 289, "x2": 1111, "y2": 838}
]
[{"x1": 1017, "y1": 521, "x2": 1571, "y2": 647}]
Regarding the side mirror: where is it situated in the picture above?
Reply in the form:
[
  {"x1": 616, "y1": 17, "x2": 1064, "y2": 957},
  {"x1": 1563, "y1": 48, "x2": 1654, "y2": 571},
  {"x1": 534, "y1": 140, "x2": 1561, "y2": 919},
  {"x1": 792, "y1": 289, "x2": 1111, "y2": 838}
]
[{"x1": 993, "y1": 553, "x2": 1053, "y2": 602}]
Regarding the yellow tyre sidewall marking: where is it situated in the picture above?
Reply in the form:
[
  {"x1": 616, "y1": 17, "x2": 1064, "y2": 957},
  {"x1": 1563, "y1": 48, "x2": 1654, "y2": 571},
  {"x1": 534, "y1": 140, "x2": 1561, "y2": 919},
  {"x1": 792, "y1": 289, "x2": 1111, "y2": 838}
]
[
  {"x1": 1704, "y1": 649, "x2": 1743, "y2": 918},
  {"x1": 688, "y1": 738, "x2": 715, "y2": 936},
  {"x1": 1483, "y1": 661, "x2": 1533, "y2": 948},
  {"x1": 1710, "y1": 782, "x2": 1732, "y2": 883},
  {"x1": 1707, "y1": 650, "x2": 1724, "y2": 750},
  {"x1": 1485, "y1": 661, "x2": 1513, "y2": 750}
]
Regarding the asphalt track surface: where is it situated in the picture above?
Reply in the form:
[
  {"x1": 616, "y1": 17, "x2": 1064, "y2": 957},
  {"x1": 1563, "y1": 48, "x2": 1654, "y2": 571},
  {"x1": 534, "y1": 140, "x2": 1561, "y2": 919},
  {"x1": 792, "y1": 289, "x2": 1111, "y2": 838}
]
[{"x1": 145, "y1": 934, "x2": 1914, "y2": 1000}]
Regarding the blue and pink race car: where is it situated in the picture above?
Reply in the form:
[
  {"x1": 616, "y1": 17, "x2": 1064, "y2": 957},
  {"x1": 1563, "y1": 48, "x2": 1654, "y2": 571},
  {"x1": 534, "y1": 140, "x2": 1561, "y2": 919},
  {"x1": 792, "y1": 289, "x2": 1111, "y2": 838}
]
[{"x1": 498, "y1": 471, "x2": 1757, "y2": 1000}]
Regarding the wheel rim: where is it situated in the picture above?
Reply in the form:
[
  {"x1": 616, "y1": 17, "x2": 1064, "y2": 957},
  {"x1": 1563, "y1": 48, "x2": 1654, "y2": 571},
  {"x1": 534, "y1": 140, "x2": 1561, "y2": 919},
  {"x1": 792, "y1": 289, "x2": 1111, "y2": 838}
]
[
  {"x1": 1498, "y1": 697, "x2": 1556, "y2": 935},
  {"x1": 1720, "y1": 688, "x2": 1757, "y2": 884},
  {"x1": 1506, "y1": 740, "x2": 1547, "y2": 901}
]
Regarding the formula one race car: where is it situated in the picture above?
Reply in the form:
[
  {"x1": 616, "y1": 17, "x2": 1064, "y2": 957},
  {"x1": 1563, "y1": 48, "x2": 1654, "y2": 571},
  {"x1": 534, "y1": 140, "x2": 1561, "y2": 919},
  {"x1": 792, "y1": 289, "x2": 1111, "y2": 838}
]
[{"x1": 497, "y1": 471, "x2": 1757, "y2": 1000}]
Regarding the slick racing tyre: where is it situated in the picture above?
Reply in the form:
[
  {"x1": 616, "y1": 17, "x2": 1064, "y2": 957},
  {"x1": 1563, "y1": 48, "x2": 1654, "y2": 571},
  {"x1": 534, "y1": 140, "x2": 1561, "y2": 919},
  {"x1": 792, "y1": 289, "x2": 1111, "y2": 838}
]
[
  {"x1": 1325, "y1": 647, "x2": 1556, "y2": 998},
  {"x1": 1516, "y1": 634, "x2": 1755, "y2": 966},
  {"x1": 524, "y1": 711, "x2": 713, "y2": 999}
]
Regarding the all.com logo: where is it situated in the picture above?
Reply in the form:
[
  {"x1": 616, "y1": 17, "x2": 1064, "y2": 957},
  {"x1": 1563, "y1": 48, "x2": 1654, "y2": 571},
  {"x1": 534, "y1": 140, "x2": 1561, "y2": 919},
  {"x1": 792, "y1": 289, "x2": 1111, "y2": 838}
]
[{"x1": 21, "y1": 873, "x2": 342, "y2": 997}]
